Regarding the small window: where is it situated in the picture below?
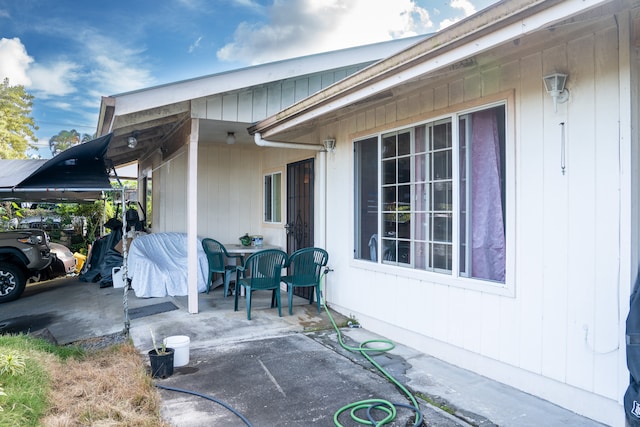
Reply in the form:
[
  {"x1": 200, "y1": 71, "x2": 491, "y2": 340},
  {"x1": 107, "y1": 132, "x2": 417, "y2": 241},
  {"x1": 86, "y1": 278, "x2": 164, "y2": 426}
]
[{"x1": 264, "y1": 172, "x2": 282, "y2": 223}]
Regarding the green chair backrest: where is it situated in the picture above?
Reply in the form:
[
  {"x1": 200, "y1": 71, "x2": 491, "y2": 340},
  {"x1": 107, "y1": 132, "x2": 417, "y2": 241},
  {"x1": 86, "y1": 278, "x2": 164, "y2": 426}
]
[
  {"x1": 202, "y1": 238, "x2": 227, "y2": 272},
  {"x1": 242, "y1": 249, "x2": 287, "y2": 290},
  {"x1": 286, "y1": 247, "x2": 329, "y2": 285}
]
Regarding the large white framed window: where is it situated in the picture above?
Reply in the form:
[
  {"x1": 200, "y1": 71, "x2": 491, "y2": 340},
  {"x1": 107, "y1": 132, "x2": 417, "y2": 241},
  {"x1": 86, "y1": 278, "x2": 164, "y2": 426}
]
[
  {"x1": 264, "y1": 172, "x2": 282, "y2": 223},
  {"x1": 354, "y1": 103, "x2": 506, "y2": 284}
]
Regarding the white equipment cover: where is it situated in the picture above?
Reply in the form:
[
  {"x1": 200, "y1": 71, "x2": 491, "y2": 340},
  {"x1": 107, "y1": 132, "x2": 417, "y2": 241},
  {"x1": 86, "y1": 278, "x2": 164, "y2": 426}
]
[{"x1": 127, "y1": 232, "x2": 208, "y2": 297}]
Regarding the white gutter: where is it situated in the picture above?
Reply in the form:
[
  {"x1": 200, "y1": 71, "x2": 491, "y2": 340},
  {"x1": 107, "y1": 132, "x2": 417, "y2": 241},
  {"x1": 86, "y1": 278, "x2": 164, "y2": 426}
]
[{"x1": 254, "y1": 132, "x2": 325, "y2": 151}]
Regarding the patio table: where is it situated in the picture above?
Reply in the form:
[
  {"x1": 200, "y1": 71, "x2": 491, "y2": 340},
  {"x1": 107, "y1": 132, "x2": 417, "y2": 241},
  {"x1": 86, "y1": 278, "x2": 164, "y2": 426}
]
[
  {"x1": 224, "y1": 244, "x2": 283, "y2": 296},
  {"x1": 224, "y1": 243, "x2": 282, "y2": 255}
]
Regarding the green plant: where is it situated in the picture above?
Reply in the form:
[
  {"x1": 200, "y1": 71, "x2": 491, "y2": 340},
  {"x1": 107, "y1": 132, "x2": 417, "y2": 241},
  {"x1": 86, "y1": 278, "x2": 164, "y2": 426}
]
[
  {"x1": 150, "y1": 329, "x2": 167, "y2": 355},
  {"x1": 0, "y1": 201, "x2": 23, "y2": 230},
  {"x1": 0, "y1": 350, "x2": 26, "y2": 376}
]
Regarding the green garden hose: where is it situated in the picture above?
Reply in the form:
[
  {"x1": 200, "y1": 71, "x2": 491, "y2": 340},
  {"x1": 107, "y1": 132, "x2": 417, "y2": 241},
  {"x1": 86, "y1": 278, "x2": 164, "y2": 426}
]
[{"x1": 320, "y1": 270, "x2": 423, "y2": 426}]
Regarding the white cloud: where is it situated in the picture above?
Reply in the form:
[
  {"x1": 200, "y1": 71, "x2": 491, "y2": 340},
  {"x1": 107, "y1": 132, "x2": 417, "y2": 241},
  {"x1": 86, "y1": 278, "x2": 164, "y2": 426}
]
[
  {"x1": 452, "y1": 0, "x2": 477, "y2": 17},
  {"x1": 0, "y1": 38, "x2": 78, "y2": 98},
  {"x1": 90, "y1": 54, "x2": 155, "y2": 95},
  {"x1": 0, "y1": 37, "x2": 33, "y2": 85},
  {"x1": 49, "y1": 101, "x2": 72, "y2": 110},
  {"x1": 29, "y1": 61, "x2": 78, "y2": 97},
  {"x1": 438, "y1": 0, "x2": 477, "y2": 30},
  {"x1": 188, "y1": 36, "x2": 203, "y2": 53},
  {"x1": 79, "y1": 31, "x2": 156, "y2": 95},
  {"x1": 217, "y1": 0, "x2": 433, "y2": 65}
]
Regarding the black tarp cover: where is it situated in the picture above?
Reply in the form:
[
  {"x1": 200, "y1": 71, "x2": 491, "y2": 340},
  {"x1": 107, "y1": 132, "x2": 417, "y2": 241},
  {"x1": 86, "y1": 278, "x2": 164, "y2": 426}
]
[{"x1": 0, "y1": 133, "x2": 114, "y2": 202}]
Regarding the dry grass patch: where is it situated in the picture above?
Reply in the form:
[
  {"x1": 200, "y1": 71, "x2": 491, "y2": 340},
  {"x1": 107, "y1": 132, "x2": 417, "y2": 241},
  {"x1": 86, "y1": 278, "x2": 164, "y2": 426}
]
[{"x1": 41, "y1": 342, "x2": 169, "y2": 426}]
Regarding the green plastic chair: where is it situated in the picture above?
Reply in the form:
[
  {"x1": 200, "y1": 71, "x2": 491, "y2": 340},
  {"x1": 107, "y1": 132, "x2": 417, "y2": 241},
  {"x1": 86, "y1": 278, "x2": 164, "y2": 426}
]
[
  {"x1": 202, "y1": 238, "x2": 244, "y2": 297},
  {"x1": 281, "y1": 247, "x2": 329, "y2": 315},
  {"x1": 234, "y1": 249, "x2": 287, "y2": 320}
]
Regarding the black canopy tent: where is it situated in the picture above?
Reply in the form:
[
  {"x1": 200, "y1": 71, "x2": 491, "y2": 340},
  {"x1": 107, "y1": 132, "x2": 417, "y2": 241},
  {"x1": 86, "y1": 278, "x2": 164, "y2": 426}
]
[
  {"x1": 0, "y1": 133, "x2": 116, "y2": 202},
  {"x1": 0, "y1": 133, "x2": 134, "y2": 334}
]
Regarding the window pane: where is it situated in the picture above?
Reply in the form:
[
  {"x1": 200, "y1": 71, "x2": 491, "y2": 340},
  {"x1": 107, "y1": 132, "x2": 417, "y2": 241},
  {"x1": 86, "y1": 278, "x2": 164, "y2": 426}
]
[
  {"x1": 263, "y1": 172, "x2": 282, "y2": 223},
  {"x1": 383, "y1": 159, "x2": 396, "y2": 185},
  {"x1": 415, "y1": 241, "x2": 427, "y2": 270},
  {"x1": 432, "y1": 213, "x2": 452, "y2": 242},
  {"x1": 433, "y1": 151, "x2": 451, "y2": 180},
  {"x1": 432, "y1": 243, "x2": 452, "y2": 271},
  {"x1": 432, "y1": 122, "x2": 451, "y2": 150},
  {"x1": 383, "y1": 186, "x2": 396, "y2": 207},
  {"x1": 458, "y1": 105, "x2": 506, "y2": 283},
  {"x1": 398, "y1": 185, "x2": 411, "y2": 205},
  {"x1": 398, "y1": 241, "x2": 410, "y2": 264},
  {"x1": 273, "y1": 173, "x2": 281, "y2": 222},
  {"x1": 383, "y1": 213, "x2": 396, "y2": 236},
  {"x1": 264, "y1": 175, "x2": 272, "y2": 222},
  {"x1": 382, "y1": 134, "x2": 396, "y2": 158},
  {"x1": 354, "y1": 137, "x2": 379, "y2": 261},
  {"x1": 382, "y1": 238, "x2": 396, "y2": 262},
  {"x1": 433, "y1": 181, "x2": 452, "y2": 211},
  {"x1": 415, "y1": 183, "x2": 428, "y2": 211},
  {"x1": 415, "y1": 212, "x2": 427, "y2": 239},
  {"x1": 398, "y1": 157, "x2": 410, "y2": 183},
  {"x1": 398, "y1": 132, "x2": 411, "y2": 155}
]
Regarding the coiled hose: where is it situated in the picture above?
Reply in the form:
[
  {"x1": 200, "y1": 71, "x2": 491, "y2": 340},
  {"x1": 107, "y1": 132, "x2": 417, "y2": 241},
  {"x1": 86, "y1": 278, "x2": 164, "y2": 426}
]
[
  {"x1": 155, "y1": 269, "x2": 422, "y2": 427},
  {"x1": 321, "y1": 269, "x2": 423, "y2": 427}
]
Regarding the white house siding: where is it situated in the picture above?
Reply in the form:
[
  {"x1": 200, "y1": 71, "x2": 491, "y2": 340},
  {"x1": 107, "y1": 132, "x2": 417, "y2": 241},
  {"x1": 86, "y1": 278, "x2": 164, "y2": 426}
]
[
  {"x1": 195, "y1": 144, "x2": 262, "y2": 242},
  {"x1": 151, "y1": 148, "x2": 188, "y2": 233},
  {"x1": 150, "y1": 142, "x2": 313, "y2": 246},
  {"x1": 313, "y1": 18, "x2": 628, "y2": 426}
]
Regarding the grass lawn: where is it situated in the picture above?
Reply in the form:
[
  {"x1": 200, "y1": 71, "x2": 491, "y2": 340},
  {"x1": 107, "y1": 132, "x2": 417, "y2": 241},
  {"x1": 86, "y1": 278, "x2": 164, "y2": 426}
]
[{"x1": 0, "y1": 335, "x2": 168, "y2": 426}]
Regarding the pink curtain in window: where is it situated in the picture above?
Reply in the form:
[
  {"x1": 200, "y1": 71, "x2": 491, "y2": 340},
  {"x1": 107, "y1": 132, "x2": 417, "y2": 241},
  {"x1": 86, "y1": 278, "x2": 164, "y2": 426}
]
[{"x1": 471, "y1": 110, "x2": 505, "y2": 282}]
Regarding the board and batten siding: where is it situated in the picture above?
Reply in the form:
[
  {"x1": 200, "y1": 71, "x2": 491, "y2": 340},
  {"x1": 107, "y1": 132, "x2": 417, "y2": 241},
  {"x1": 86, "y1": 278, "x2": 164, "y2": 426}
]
[
  {"x1": 192, "y1": 66, "x2": 366, "y2": 123},
  {"x1": 150, "y1": 141, "x2": 316, "y2": 246},
  {"x1": 317, "y1": 22, "x2": 624, "y2": 425}
]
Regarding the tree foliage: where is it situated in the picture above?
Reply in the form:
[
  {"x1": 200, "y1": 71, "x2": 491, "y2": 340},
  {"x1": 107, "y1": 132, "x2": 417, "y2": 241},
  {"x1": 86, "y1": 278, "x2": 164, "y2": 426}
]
[
  {"x1": 49, "y1": 129, "x2": 92, "y2": 156},
  {"x1": 0, "y1": 78, "x2": 38, "y2": 159}
]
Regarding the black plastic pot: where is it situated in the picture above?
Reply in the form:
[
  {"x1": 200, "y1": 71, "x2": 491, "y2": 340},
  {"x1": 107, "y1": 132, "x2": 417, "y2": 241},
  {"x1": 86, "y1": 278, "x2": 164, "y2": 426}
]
[{"x1": 148, "y1": 348, "x2": 174, "y2": 378}]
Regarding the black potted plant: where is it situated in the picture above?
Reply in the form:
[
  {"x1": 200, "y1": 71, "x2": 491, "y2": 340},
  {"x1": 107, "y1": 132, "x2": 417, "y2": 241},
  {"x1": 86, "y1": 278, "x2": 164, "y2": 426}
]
[{"x1": 148, "y1": 330, "x2": 174, "y2": 379}]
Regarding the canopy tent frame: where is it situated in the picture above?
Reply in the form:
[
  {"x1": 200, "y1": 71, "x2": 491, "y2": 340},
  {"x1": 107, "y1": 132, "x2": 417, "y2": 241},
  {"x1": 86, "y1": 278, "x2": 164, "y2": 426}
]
[{"x1": 0, "y1": 133, "x2": 133, "y2": 335}]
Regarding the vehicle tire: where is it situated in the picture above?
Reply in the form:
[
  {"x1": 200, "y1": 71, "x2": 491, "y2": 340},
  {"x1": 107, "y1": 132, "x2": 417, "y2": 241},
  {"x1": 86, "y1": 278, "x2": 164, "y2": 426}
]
[{"x1": 0, "y1": 262, "x2": 26, "y2": 303}]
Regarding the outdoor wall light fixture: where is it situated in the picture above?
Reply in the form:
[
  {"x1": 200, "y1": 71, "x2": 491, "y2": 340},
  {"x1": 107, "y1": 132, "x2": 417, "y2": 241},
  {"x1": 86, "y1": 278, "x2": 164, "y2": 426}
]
[
  {"x1": 127, "y1": 132, "x2": 138, "y2": 149},
  {"x1": 323, "y1": 138, "x2": 336, "y2": 152},
  {"x1": 543, "y1": 72, "x2": 569, "y2": 112},
  {"x1": 226, "y1": 132, "x2": 236, "y2": 145}
]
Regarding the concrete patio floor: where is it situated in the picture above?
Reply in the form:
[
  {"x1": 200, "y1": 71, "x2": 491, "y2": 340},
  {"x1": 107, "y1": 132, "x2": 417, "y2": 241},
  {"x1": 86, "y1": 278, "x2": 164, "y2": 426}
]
[{"x1": 0, "y1": 277, "x2": 607, "y2": 426}]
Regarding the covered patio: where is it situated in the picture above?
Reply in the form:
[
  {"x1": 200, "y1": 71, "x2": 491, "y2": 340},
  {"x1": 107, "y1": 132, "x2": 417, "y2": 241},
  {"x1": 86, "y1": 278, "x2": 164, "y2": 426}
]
[{"x1": 95, "y1": 37, "x2": 427, "y2": 315}]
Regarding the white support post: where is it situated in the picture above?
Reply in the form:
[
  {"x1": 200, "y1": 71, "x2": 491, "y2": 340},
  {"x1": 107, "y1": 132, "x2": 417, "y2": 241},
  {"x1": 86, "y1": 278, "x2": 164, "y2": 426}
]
[
  {"x1": 316, "y1": 150, "x2": 327, "y2": 249},
  {"x1": 187, "y1": 119, "x2": 199, "y2": 313}
]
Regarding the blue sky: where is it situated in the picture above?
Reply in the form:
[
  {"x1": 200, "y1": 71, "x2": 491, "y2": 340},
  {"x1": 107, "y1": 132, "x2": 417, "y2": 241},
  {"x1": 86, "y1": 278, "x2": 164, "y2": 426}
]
[{"x1": 0, "y1": 0, "x2": 498, "y2": 158}]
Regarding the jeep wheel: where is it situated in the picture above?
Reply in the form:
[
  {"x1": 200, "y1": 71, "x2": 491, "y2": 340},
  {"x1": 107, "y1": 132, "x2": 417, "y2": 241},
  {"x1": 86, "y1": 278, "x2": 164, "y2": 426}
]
[{"x1": 0, "y1": 262, "x2": 26, "y2": 303}]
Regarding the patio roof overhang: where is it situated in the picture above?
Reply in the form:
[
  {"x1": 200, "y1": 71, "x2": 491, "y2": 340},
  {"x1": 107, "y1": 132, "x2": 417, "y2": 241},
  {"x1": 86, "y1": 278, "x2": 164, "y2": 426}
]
[{"x1": 96, "y1": 36, "x2": 433, "y2": 167}]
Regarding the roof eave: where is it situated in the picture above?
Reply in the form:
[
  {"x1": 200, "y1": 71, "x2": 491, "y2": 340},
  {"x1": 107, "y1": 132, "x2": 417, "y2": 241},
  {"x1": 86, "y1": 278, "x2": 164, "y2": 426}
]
[{"x1": 251, "y1": 0, "x2": 612, "y2": 137}]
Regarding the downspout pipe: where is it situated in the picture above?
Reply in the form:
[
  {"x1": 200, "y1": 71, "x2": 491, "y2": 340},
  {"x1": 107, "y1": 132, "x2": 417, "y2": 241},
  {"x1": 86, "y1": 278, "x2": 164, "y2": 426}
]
[{"x1": 254, "y1": 132, "x2": 325, "y2": 151}]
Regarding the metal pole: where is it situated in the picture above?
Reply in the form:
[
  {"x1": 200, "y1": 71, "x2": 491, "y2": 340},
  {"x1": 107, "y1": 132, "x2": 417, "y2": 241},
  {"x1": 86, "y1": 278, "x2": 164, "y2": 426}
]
[{"x1": 121, "y1": 186, "x2": 130, "y2": 336}]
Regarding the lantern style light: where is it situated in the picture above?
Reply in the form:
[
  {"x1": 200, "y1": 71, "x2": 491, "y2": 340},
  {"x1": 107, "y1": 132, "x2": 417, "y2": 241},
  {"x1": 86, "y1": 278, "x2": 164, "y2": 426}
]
[{"x1": 543, "y1": 73, "x2": 569, "y2": 112}]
